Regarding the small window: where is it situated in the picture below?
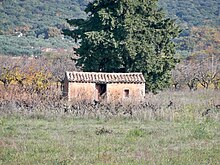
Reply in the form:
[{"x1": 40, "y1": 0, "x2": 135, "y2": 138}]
[{"x1": 124, "y1": 89, "x2": 129, "y2": 98}]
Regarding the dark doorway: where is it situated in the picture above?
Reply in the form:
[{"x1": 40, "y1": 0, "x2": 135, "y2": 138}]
[{"x1": 96, "y1": 83, "x2": 107, "y2": 100}]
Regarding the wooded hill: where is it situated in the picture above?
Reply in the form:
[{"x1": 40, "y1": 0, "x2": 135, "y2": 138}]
[
  {"x1": 0, "y1": 0, "x2": 219, "y2": 56},
  {"x1": 0, "y1": 0, "x2": 92, "y2": 56},
  {"x1": 159, "y1": 0, "x2": 219, "y2": 27},
  {"x1": 0, "y1": 0, "x2": 91, "y2": 35}
]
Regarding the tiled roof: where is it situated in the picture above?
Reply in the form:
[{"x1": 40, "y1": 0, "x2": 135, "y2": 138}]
[{"x1": 65, "y1": 71, "x2": 145, "y2": 83}]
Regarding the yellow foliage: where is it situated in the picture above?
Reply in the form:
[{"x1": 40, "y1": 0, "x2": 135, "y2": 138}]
[{"x1": 0, "y1": 66, "x2": 52, "y2": 92}]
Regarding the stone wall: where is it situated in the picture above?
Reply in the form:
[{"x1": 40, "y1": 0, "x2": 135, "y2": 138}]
[
  {"x1": 107, "y1": 83, "x2": 145, "y2": 103},
  {"x1": 66, "y1": 82, "x2": 145, "y2": 103},
  {"x1": 68, "y1": 82, "x2": 96, "y2": 101}
]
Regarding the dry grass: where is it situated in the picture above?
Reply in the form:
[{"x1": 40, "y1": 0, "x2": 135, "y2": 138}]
[{"x1": 0, "y1": 89, "x2": 220, "y2": 164}]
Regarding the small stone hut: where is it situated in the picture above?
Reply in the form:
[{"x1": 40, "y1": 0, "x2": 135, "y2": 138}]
[{"x1": 63, "y1": 71, "x2": 145, "y2": 103}]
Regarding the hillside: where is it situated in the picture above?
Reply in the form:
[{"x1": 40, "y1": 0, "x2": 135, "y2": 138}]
[
  {"x1": 0, "y1": 0, "x2": 91, "y2": 35},
  {"x1": 159, "y1": 0, "x2": 219, "y2": 27},
  {"x1": 0, "y1": 0, "x2": 219, "y2": 56},
  {"x1": 0, "y1": 0, "x2": 92, "y2": 56}
]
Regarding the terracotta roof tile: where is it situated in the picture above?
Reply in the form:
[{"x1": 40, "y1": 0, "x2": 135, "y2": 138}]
[{"x1": 65, "y1": 71, "x2": 145, "y2": 83}]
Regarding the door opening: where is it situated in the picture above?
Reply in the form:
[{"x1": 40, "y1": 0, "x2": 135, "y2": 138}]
[{"x1": 96, "y1": 83, "x2": 107, "y2": 101}]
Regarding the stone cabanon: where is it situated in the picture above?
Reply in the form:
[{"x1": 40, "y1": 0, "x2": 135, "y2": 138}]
[{"x1": 63, "y1": 71, "x2": 145, "y2": 103}]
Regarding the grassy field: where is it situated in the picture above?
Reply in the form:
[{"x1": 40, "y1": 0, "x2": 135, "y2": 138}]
[{"x1": 0, "y1": 90, "x2": 220, "y2": 164}]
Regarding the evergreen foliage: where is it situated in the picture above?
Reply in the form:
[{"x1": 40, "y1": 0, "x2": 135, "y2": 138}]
[{"x1": 65, "y1": 0, "x2": 180, "y2": 92}]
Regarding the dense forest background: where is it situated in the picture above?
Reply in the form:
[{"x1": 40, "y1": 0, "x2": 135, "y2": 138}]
[{"x1": 0, "y1": 0, "x2": 219, "y2": 57}]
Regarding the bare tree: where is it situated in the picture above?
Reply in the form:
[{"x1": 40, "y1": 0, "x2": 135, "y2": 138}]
[
  {"x1": 178, "y1": 60, "x2": 199, "y2": 91},
  {"x1": 197, "y1": 55, "x2": 220, "y2": 89},
  {"x1": 171, "y1": 64, "x2": 185, "y2": 90},
  {"x1": 49, "y1": 55, "x2": 77, "y2": 89}
]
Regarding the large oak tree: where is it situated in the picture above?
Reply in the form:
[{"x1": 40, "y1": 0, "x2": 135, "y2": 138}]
[{"x1": 64, "y1": 0, "x2": 180, "y2": 92}]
